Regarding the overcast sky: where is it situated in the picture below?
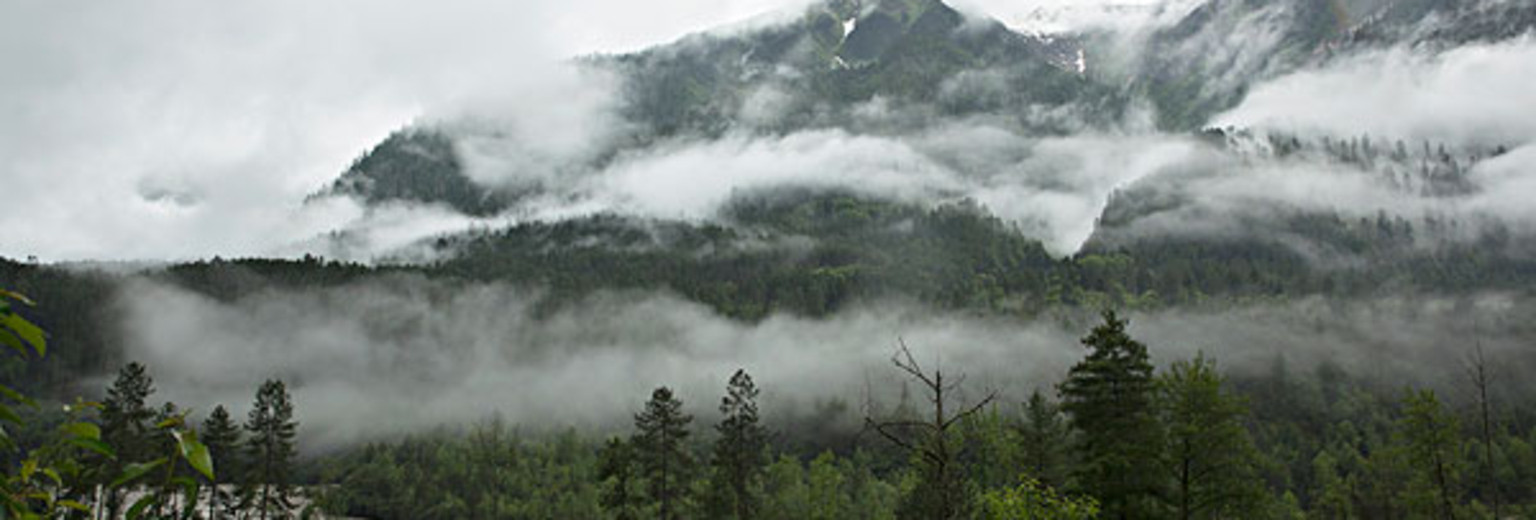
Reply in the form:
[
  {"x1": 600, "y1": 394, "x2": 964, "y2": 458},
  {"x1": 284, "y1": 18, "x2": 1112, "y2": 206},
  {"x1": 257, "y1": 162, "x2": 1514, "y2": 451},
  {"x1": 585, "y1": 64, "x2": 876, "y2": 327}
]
[
  {"x1": 0, "y1": 0, "x2": 1187, "y2": 262},
  {"x1": 0, "y1": 0, "x2": 814, "y2": 261}
]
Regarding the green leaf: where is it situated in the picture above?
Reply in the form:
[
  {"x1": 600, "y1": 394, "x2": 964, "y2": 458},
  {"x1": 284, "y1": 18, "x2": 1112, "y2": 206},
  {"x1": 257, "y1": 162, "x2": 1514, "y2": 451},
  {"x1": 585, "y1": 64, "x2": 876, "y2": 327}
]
[
  {"x1": 0, "y1": 383, "x2": 36, "y2": 407},
  {"x1": 125, "y1": 494, "x2": 158, "y2": 520},
  {"x1": 178, "y1": 431, "x2": 215, "y2": 481},
  {"x1": 175, "y1": 477, "x2": 202, "y2": 518},
  {"x1": 57, "y1": 500, "x2": 92, "y2": 513},
  {"x1": 68, "y1": 437, "x2": 114, "y2": 458},
  {"x1": 0, "y1": 403, "x2": 20, "y2": 425},
  {"x1": 1, "y1": 314, "x2": 45, "y2": 357},
  {"x1": 63, "y1": 421, "x2": 101, "y2": 441},
  {"x1": 0, "y1": 328, "x2": 27, "y2": 357},
  {"x1": 0, "y1": 289, "x2": 35, "y2": 306},
  {"x1": 111, "y1": 459, "x2": 167, "y2": 488}
]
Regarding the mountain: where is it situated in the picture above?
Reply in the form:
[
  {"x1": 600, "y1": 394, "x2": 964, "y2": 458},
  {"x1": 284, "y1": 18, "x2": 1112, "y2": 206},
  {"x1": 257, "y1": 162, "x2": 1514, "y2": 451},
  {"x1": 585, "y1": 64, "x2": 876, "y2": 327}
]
[
  {"x1": 1128, "y1": 0, "x2": 1536, "y2": 129},
  {"x1": 317, "y1": 0, "x2": 1536, "y2": 218},
  {"x1": 316, "y1": 0, "x2": 1117, "y2": 216},
  {"x1": 299, "y1": 0, "x2": 1536, "y2": 304}
]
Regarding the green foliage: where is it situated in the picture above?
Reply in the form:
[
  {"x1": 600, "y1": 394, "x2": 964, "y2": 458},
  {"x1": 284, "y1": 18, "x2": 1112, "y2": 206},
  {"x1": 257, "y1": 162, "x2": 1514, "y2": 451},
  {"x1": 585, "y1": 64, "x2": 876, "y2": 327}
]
[
  {"x1": 1017, "y1": 390, "x2": 1071, "y2": 489},
  {"x1": 1, "y1": 296, "x2": 217, "y2": 519},
  {"x1": 633, "y1": 386, "x2": 695, "y2": 520},
  {"x1": 977, "y1": 478, "x2": 1100, "y2": 520},
  {"x1": 709, "y1": 370, "x2": 769, "y2": 520},
  {"x1": 1059, "y1": 311, "x2": 1164, "y2": 519},
  {"x1": 0, "y1": 289, "x2": 46, "y2": 359},
  {"x1": 321, "y1": 424, "x2": 602, "y2": 519},
  {"x1": 0, "y1": 289, "x2": 43, "y2": 456},
  {"x1": 202, "y1": 404, "x2": 242, "y2": 518},
  {"x1": 1398, "y1": 389, "x2": 1463, "y2": 520},
  {"x1": 243, "y1": 378, "x2": 299, "y2": 519},
  {"x1": 322, "y1": 129, "x2": 509, "y2": 216},
  {"x1": 763, "y1": 454, "x2": 810, "y2": 520},
  {"x1": 1157, "y1": 353, "x2": 1269, "y2": 519}
]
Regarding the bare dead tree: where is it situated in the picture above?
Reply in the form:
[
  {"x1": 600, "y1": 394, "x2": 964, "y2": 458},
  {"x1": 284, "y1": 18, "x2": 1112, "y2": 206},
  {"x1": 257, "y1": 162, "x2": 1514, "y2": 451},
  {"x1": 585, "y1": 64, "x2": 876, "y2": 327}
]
[
  {"x1": 1464, "y1": 340, "x2": 1500, "y2": 519},
  {"x1": 864, "y1": 338, "x2": 997, "y2": 519}
]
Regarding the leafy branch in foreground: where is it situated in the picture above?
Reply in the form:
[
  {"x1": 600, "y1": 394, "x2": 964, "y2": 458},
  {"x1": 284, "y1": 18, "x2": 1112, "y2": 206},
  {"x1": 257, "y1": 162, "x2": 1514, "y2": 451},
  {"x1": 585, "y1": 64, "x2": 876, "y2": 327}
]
[{"x1": 1, "y1": 289, "x2": 216, "y2": 519}]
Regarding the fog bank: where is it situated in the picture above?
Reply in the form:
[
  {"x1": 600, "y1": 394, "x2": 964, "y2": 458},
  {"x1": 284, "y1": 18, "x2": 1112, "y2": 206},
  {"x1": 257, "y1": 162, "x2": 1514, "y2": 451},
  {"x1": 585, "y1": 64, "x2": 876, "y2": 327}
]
[{"x1": 115, "y1": 277, "x2": 1534, "y2": 450}]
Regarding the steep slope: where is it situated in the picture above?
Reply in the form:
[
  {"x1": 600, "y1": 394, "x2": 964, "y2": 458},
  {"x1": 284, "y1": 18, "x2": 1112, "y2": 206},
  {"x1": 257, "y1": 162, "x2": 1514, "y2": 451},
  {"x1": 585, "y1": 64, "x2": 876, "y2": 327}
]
[
  {"x1": 315, "y1": 130, "x2": 507, "y2": 216},
  {"x1": 313, "y1": 0, "x2": 1110, "y2": 215},
  {"x1": 1131, "y1": 0, "x2": 1536, "y2": 129}
]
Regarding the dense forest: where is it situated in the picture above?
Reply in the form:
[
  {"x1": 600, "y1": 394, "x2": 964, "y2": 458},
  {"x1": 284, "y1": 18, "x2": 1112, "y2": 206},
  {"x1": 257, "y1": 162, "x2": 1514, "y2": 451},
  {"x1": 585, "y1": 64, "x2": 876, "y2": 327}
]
[{"x1": 5, "y1": 185, "x2": 1535, "y2": 397}]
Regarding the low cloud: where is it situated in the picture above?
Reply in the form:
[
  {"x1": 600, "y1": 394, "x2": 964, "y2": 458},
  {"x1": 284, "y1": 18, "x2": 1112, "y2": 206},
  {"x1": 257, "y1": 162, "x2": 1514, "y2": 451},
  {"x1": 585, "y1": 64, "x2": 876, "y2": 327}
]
[
  {"x1": 114, "y1": 276, "x2": 1535, "y2": 450},
  {"x1": 1215, "y1": 38, "x2": 1536, "y2": 148}
]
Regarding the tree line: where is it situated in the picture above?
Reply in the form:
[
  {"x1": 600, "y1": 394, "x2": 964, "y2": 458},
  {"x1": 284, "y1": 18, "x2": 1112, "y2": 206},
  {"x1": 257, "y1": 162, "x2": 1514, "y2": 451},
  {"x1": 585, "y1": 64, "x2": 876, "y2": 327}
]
[{"x1": 316, "y1": 311, "x2": 1535, "y2": 519}]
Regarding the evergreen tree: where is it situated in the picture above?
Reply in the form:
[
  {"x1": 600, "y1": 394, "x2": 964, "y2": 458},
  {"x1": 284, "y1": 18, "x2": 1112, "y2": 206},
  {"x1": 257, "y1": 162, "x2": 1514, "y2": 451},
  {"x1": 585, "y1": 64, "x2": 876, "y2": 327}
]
[
  {"x1": 710, "y1": 369, "x2": 768, "y2": 520},
  {"x1": 598, "y1": 437, "x2": 643, "y2": 520},
  {"x1": 1158, "y1": 353, "x2": 1268, "y2": 519},
  {"x1": 101, "y1": 362, "x2": 157, "y2": 461},
  {"x1": 806, "y1": 451, "x2": 851, "y2": 520},
  {"x1": 1400, "y1": 389, "x2": 1462, "y2": 520},
  {"x1": 99, "y1": 362, "x2": 157, "y2": 516},
  {"x1": 633, "y1": 386, "x2": 694, "y2": 520},
  {"x1": 243, "y1": 379, "x2": 298, "y2": 520},
  {"x1": 1059, "y1": 310, "x2": 1164, "y2": 519},
  {"x1": 763, "y1": 455, "x2": 809, "y2": 520},
  {"x1": 1019, "y1": 389, "x2": 1071, "y2": 489},
  {"x1": 960, "y1": 409, "x2": 1025, "y2": 491},
  {"x1": 203, "y1": 405, "x2": 242, "y2": 520}
]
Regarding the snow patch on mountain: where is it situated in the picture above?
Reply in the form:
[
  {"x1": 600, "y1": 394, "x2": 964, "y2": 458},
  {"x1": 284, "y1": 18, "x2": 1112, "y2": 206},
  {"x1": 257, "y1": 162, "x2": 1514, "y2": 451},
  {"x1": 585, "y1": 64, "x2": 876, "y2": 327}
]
[{"x1": 966, "y1": 0, "x2": 1202, "y2": 34}]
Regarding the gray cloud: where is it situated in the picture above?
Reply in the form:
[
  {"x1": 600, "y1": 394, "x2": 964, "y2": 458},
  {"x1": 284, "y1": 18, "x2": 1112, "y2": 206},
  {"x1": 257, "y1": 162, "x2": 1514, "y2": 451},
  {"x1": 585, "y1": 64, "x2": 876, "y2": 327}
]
[
  {"x1": 0, "y1": 0, "x2": 815, "y2": 262},
  {"x1": 1215, "y1": 38, "x2": 1536, "y2": 148}
]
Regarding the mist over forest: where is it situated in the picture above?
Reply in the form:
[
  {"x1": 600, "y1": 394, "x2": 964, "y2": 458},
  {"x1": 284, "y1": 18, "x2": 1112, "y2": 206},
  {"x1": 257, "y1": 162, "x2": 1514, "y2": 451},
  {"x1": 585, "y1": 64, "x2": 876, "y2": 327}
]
[{"x1": 5, "y1": 0, "x2": 1536, "y2": 518}]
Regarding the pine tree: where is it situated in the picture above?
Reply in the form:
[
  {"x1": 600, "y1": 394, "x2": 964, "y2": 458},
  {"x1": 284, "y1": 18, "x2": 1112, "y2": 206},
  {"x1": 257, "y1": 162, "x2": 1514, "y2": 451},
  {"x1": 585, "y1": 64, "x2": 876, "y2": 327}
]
[
  {"x1": 807, "y1": 452, "x2": 851, "y2": 520},
  {"x1": 710, "y1": 369, "x2": 768, "y2": 520},
  {"x1": 1400, "y1": 389, "x2": 1462, "y2": 520},
  {"x1": 243, "y1": 379, "x2": 298, "y2": 520},
  {"x1": 763, "y1": 455, "x2": 809, "y2": 520},
  {"x1": 203, "y1": 405, "x2": 242, "y2": 520},
  {"x1": 1019, "y1": 389, "x2": 1070, "y2": 489},
  {"x1": 633, "y1": 386, "x2": 694, "y2": 520},
  {"x1": 1058, "y1": 310, "x2": 1164, "y2": 519},
  {"x1": 598, "y1": 436, "x2": 643, "y2": 520},
  {"x1": 1158, "y1": 353, "x2": 1268, "y2": 519},
  {"x1": 101, "y1": 362, "x2": 157, "y2": 461},
  {"x1": 99, "y1": 362, "x2": 157, "y2": 516}
]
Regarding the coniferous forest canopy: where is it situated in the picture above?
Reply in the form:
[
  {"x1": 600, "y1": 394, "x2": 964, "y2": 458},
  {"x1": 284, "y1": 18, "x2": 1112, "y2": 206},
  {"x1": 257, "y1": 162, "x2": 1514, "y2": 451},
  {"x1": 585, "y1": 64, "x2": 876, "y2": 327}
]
[{"x1": 6, "y1": 0, "x2": 1536, "y2": 518}]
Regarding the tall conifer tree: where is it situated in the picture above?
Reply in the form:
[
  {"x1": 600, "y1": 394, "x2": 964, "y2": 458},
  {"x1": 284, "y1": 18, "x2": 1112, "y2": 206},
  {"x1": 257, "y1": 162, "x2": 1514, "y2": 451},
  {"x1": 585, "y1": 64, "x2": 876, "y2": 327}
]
[
  {"x1": 1059, "y1": 311, "x2": 1164, "y2": 519},
  {"x1": 243, "y1": 379, "x2": 298, "y2": 520},
  {"x1": 203, "y1": 405, "x2": 242, "y2": 519},
  {"x1": 99, "y1": 362, "x2": 157, "y2": 516},
  {"x1": 710, "y1": 369, "x2": 769, "y2": 520},
  {"x1": 1019, "y1": 389, "x2": 1071, "y2": 489},
  {"x1": 634, "y1": 386, "x2": 694, "y2": 520}
]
